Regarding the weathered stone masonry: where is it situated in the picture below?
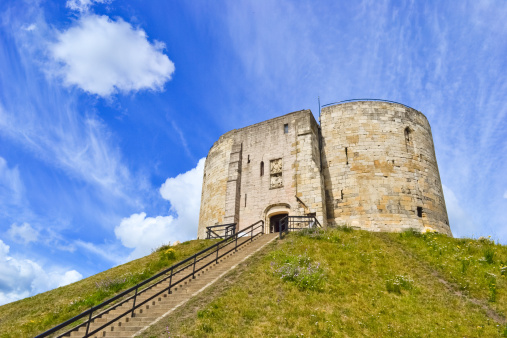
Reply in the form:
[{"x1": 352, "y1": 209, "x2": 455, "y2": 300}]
[{"x1": 198, "y1": 101, "x2": 452, "y2": 238}]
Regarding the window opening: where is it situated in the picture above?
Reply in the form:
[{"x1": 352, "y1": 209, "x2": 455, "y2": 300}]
[
  {"x1": 404, "y1": 127, "x2": 411, "y2": 142},
  {"x1": 404, "y1": 127, "x2": 413, "y2": 151},
  {"x1": 341, "y1": 189, "x2": 344, "y2": 200},
  {"x1": 260, "y1": 161, "x2": 264, "y2": 176},
  {"x1": 417, "y1": 206, "x2": 423, "y2": 218},
  {"x1": 284, "y1": 123, "x2": 289, "y2": 134},
  {"x1": 345, "y1": 147, "x2": 349, "y2": 165},
  {"x1": 247, "y1": 155, "x2": 250, "y2": 163},
  {"x1": 245, "y1": 194, "x2": 247, "y2": 207}
]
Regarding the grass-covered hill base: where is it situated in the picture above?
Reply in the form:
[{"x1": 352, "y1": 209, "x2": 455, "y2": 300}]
[
  {"x1": 0, "y1": 238, "x2": 219, "y2": 337},
  {"x1": 142, "y1": 228, "x2": 507, "y2": 337}
]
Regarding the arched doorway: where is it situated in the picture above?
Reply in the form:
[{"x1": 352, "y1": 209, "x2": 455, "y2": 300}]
[
  {"x1": 263, "y1": 203, "x2": 291, "y2": 233},
  {"x1": 269, "y1": 213, "x2": 288, "y2": 233}
]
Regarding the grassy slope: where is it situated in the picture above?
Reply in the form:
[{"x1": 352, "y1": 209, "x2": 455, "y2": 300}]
[
  {"x1": 142, "y1": 228, "x2": 507, "y2": 337},
  {"x1": 0, "y1": 238, "x2": 218, "y2": 338}
]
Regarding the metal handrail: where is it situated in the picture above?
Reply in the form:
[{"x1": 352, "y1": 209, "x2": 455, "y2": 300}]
[
  {"x1": 36, "y1": 220, "x2": 264, "y2": 338},
  {"x1": 321, "y1": 99, "x2": 417, "y2": 111},
  {"x1": 279, "y1": 215, "x2": 321, "y2": 239},
  {"x1": 206, "y1": 223, "x2": 236, "y2": 239}
]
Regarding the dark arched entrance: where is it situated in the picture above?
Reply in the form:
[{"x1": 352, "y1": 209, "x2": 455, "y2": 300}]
[{"x1": 270, "y1": 213, "x2": 288, "y2": 233}]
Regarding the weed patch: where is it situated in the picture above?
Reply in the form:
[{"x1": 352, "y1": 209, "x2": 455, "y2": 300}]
[
  {"x1": 270, "y1": 252, "x2": 325, "y2": 291},
  {"x1": 385, "y1": 275, "x2": 414, "y2": 294}
]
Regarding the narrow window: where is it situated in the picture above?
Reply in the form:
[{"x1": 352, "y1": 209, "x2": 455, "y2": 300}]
[
  {"x1": 284, "y1": 123, "x2": 289, "y2": 134},
  {"x1": 341, "y1": 189, "x2": 344, "y2": 200},
  {"x1": 245, "y1": 194, "x2": 247, "y2": 207},
  {"x1": 345, "y1": 147, "x2": 349, "y2": 165},
  {"x1": 417, "y1": 206, "x2": 423, "y2": 218},
  {"x1": 404, "y1": 127, "x2": 411, "y2": 143},
  {"x1": 247, "y1": 155, "x2": 250, "y2": 163},
  {"x1": 404, "y1": 127, "x2": 412, "y2": 151},
  {"x1": 260, "y1": 161, "x2": 264, "y2": 176}
]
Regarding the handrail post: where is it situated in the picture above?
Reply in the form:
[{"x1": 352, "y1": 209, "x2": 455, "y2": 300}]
[
  {"x1": 84, "y1": 308, "x2": 93, "y2": 337},
  {"x1": 216, "y1": 243, "x2": 219, "y2": 264},
  {"x1": 131, "y1": 287, "x2": 138, "y2": 318},
  {"x1": 168, "y1": 267, "x2": 173, "y2": 294},
  {"x1": 192, "y1": 255, "x2": 197, "y2": 279}
]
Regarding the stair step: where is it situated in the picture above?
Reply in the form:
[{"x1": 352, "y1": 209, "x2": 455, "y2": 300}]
[{"x1": 64, "y1": 234, "x2": 276, "y2": 337}]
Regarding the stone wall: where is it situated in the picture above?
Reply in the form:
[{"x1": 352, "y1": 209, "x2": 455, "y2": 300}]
[
  {"x1": 197, "y1": 110, "x2": 327, "y2": 237},
  {"x1": 197, "y1": 133, "x2": 233, "y2": 239},
  {"x1": 320, "y1": 101, "x2": 451, "y2": 235}
]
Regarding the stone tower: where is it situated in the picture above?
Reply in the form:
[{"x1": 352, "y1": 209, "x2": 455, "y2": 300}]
[{"x1": 198, "y1": 100, "x2": 452, "y2": 238}]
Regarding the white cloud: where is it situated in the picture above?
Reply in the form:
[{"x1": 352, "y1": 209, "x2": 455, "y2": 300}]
[
  {"x1": 0, "y1": 240, "x2": 82, "y2": 305},
  {"x1": 159, "y1": 158, "x2": 205, "y2": 221},
  {"x1": 115, "y1": 158, "x2": 205, "y2": 260},
  {"x1": 50, "y1": 14, "x2": 175, "y2": 97},
  {"x1": 8, "y1": 223, "x2": 39, "y2": 244},
  {"x1": 115, "y1": 213, "x2": 175, "y2": 260},
  {"x1": 66, "y1": 0, "x2": 111, "y2": 13}
]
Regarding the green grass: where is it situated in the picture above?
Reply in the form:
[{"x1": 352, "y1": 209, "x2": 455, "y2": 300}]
[
  {"x1": 388, "y1": 230, "x2": 507, "y2": 314},
  {"x1": 0, "y1": 238, "x2": 218, "y2": 338},
  {"x1": 147, "y1": 228, "x2": 507, "y2": 337}
]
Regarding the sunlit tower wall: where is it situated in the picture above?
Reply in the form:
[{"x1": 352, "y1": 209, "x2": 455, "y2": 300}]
[{"x1": 320, "y1": 100, "x2": 451, "y2": 235}]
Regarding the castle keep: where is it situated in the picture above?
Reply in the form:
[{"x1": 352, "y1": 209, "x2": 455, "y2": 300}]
[{"x1": 198, "y1": 100, "x2": 452, "y2": 238}]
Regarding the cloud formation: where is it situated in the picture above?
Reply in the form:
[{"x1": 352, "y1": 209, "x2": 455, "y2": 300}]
[
  {"x1": 8, "y1": 223, "x2": 39, "y2": 244},
  {"x1": 50, "y1": 14, "x2": 175, "y2": 97},
  {"x1": 0, "y1": 240, "x2": 82, "y2": 305},
  {"x1": 66, "y1": 0, "x2": 110, "y2": 13},
  {"x1": 115, "y1": 158, "x2": 205, "y2": 260}
]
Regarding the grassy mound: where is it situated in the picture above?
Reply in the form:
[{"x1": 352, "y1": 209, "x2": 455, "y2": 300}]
[
  {"x1": 144, "y1": 228, "x2": 507, "y2": 337},
  {"x1": 0, "y1": 238, "x2": 218, "y2": 337}
]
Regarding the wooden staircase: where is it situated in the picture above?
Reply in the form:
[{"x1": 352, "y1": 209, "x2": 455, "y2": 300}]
[{"x1": 67, "y1": 233, "x2": 277, "y2": 338}]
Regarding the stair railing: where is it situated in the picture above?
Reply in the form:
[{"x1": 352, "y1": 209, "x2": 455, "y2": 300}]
[
  {"x1": 206, "y1": 223, "x2": 236, "y2": 239},
  {"x1": 35, "y1": 220, "x2": 264, "y2": 338},
  {"x1": 279, "y1": 215, "x2": 321, "y2": 239}
]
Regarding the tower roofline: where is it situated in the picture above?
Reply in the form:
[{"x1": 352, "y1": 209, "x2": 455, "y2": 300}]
[{"x1": 321, "y1": 99, "x2": 417, "y2": 111}]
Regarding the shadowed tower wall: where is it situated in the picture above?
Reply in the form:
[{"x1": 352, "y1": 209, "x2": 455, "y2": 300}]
[{"x1": 320, "y1": 101, "x2": 451, "y2": 235}]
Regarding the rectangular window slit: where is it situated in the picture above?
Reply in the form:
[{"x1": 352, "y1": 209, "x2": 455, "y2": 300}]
[
  {"x1": 245, "y1": 194, "x2": 247, "y2": 207},
  {"x1": 345, "y1": 147, "x2": 348, "y2": 165},
  {"x1": 417, "y1": 206, "x2": 423, "y2": 218},
  {"x1": 284, "y1": 123, "x2": 288, "y2": 134},
  {"x1": 247, "y1": 155, "x2": 250, "y2": 163}
]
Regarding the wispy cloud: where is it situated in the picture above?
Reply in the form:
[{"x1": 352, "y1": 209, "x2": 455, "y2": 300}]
[
  {"x1": 0, "y1": 7, "x2": 134, "y2": 198},
  {"x1": 66, "y1": 0, "x2": 111, "y2": 13},
  {"x1": 8, "y1": 222, "x2": 39, "y2": 244}
]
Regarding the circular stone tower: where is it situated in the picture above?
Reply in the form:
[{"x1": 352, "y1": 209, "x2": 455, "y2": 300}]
[{"x1": 320, "y1": 100, "x2": 451, "y2": 235}]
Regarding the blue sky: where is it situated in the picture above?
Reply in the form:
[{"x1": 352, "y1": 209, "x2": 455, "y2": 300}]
[{"x1": 0, "y1": 0, "x2": 505, "y2": 305}]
